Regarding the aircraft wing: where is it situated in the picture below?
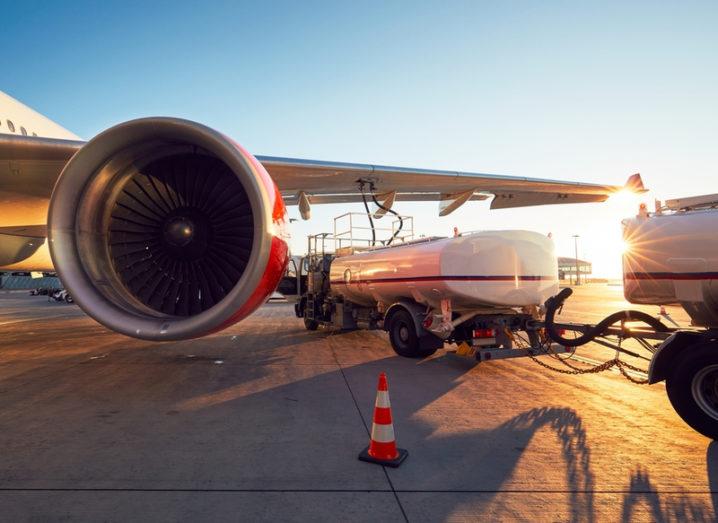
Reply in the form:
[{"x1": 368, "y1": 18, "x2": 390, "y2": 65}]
[
  {"x1": 0, "y1": 225, "x2": 50, "y2": 270},
  {"x1": 262, "y1": 155, "x2": 643, "y2": 213},
  {"x1": 0, "y1": 135, "x2": 84, "y2": 199},
  {"x1": 0, "y1": 134, "x2": 644, "y2": 217}
]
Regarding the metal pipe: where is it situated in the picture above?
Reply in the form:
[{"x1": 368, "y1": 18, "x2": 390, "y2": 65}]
[
  {"x1": 429, "y1": 310, "x2": 481, "y2": 339},
  {"x1": 573, "y1": 234, "x2": 580, "y2": 286}
]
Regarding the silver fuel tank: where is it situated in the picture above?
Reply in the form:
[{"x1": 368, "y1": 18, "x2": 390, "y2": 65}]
[
  {"x1": 329, "y1": 230, "x2": 558, "y2": 311},
  {"x1": 623, "y1": 207, "x2": 718, "y2": 327}
]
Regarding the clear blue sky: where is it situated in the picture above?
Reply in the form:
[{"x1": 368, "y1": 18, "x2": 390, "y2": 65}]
[{"x1": 5, "y1": 1, "x2": 717, "y2": 276}]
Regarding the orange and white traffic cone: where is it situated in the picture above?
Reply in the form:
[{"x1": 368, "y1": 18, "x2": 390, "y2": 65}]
[{"x1": 358, "y1": 372, "x2": 408, "y2": 468}]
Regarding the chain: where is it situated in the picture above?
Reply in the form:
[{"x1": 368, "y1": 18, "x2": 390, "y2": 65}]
[
  {"x1": 522, "y1": 328, "x2": 650, "y2": 385},
  {"x1": 615, "y1": 360, "x2": 650, "y2": 384},
  {"x1": 528, "y1": 352, "x2": 614, "y2": 374},
  {"x1": 527, "y1": 352, "x2": 649, "y2": 384}
]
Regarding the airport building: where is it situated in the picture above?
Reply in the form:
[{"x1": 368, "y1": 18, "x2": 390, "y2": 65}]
[{"x1": 557, "y1": 256, "x2": 592, "y2": 283}]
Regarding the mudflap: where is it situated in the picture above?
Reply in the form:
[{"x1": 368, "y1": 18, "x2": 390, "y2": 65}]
[{"x1": 419, "y1": 333, "x2": 444, "y2": 352}]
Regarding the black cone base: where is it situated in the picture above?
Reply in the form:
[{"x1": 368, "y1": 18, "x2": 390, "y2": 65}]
[{"x1": 358, "y1": 446, "x2": 408, "y2": 468}]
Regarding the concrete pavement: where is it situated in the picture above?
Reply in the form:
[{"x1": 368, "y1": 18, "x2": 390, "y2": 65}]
[{"x1": 0, "y1": 285, "x2": 715, "y2": 521}]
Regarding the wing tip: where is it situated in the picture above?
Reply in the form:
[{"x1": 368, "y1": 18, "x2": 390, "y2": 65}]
[{"x1": 625, "y1": 173, "x2": 647, "y2": 193}]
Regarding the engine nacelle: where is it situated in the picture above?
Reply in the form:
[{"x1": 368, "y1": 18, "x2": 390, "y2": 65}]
[{"x1": 48, "y1": 118, "x2": 289, "y2": 340}]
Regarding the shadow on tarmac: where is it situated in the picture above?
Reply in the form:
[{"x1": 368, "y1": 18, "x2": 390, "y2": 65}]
[
  {"x1": 2, "y1": 313, "x2": 718, "y2": 521},
  {"x1": 169, "y1": 340, "x2": 718, "y2": 522},
  {"x1": 492, "y1": 407, "x2": 595, "y2": 521},
  {"x1": 620, "y1": 465, "x2": 714, "y2": 522},
  {"x1": 619, "y1": 441, "x2": 718, "y2": 523}
]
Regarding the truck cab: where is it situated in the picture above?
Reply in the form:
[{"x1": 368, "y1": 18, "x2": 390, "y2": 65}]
[{"x1": 276, "y1": 255, "x2": 306, "y2": 303}]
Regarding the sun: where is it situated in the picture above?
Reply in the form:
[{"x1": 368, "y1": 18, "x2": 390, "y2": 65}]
[
  {"x1": 608, "y1": 188, "x2": 645, "y2": 216},
  {"x1": 619, "y1": 237, "x2": 632, "y2": 254}
]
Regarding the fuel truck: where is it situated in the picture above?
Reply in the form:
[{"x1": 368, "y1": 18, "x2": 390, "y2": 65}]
[
  {"x1": 280, "y1": 199, "x2": 718, "y2": 440},
  {"x1": 283, "y1": 218, "x2": 560, "y2": 359}
]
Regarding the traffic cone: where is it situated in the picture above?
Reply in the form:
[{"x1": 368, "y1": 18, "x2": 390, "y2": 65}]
[{"x1": 358, "y1": 372, "x2": 408, "y2": 468}]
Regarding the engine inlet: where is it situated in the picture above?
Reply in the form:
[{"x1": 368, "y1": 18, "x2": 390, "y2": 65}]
[{"x1": 109, "y1": 153, "x2": 254, "y2": 316}]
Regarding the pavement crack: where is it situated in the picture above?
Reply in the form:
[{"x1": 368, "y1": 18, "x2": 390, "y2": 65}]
[
  {"x1": 2, "y1": 488, "x2": 714, "y2": 494},
  {"x1": 327, "y1": 335, "x2": 410, "y2": 523}
]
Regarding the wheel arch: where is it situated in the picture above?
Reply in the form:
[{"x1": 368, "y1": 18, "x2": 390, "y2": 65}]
[
  {"x1": 649, "y1": 331, "x2": 715, "y2": 384},
  {"x1": 384, "y1": 300, "x2": 428, "y2": 337}
]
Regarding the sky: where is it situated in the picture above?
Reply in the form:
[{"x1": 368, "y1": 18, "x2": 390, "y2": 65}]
[{"x1": 4, "y1": 1, "x2": 717, "y2": 277}]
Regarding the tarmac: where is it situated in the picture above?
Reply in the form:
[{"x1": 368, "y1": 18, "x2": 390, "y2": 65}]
[{"x1": 0, "y1": 284, "x2": 716, "y2": 521}]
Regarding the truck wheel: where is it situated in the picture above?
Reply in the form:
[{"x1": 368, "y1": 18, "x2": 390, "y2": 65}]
[
  {"x1": 304, "y1": 317, "x2": 319, "y2": 331},
  {"x1": 666, "y1": 342, "x2": 718, "y2": 440},
  {"x1": 388, "y1": 310, "x2": 436, "y2": 358}
]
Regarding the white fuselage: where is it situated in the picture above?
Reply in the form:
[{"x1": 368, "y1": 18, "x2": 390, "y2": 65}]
[
  {"x1": 0, "y1": 90, "x2": 81, "y2": 140},
  {"x1": 0, "y1": 91, "x2": 82, "y2": 271},
  {"x1": 329, "y1": 230, "x2": 559, "y2": 311}
]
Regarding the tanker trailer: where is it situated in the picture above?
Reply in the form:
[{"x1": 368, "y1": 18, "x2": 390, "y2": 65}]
[
  {"x1": 621, "y1": 195, "x2": 718, "y2": 439},
  {"x1": 295, "y1": 230, "x2": 559, "y2": 357},
  {"x1": 539, "y1": 193, "x2": 718, "y2": 439}
]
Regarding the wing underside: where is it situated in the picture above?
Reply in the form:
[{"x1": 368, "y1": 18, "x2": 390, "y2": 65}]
[
  {"x1": 0, "y1": 225, "x2": 51, "y2": 271},
  {"x1": 0, "y1": 135, "x2": 639, "y2": 220},
  {"x1": 259, "y1": 155, "x2": 635, "y2": 213}
]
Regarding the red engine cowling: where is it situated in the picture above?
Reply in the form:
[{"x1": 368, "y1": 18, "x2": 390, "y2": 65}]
[{"x1": 48, "y1": 118, "x2": 289, "y2": 340}]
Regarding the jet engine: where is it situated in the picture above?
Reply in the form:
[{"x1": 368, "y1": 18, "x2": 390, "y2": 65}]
[{"x1": 48, "y1": 118, "x2": 289, "y2": 341}]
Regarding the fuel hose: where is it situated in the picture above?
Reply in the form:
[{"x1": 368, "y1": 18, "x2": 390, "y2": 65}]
[
  {"x1": 371, "y1": 193, "x2": 403, "y2": 245},
  {"x1": 543, "y1": 288, "x2": 671, "y2": 347},
  {"x1": 360, "y1": 187, "x2": 376, "y2": 246}
]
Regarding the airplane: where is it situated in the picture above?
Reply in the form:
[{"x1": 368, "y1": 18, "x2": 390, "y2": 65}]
[{"x1": 0, "y1": 90, "x2": 645, "y2": 341}]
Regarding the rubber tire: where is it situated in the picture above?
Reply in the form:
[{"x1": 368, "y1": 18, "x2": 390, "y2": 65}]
[
  {"x1": 65, "y1": 294, "x2": 74, "y2": 304},
  {"x1": 388, "y1": 309, "x2": 436, "y2": 358},
  {"x1": 304, "y1": 317, "x2": 319, "y2": 331},
  {"x1": 666, "y1": 342, "x2": 718, "y2": 440}
]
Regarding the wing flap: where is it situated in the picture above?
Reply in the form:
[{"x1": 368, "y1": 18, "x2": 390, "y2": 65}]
[
  {"x1": 490, "y1": 192, "x2": 609, "y2": 210},
  {"x1": 282, "y1": 191, "x2": 490, "y2": 205}
]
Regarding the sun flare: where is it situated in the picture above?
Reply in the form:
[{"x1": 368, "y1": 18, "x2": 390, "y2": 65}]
[{"x1": 608, "y1": 188, "x2": 645, "y2": 217}]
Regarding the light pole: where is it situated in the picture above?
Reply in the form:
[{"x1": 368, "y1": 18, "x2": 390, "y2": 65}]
[{"x1": 573, "y1": 235, "x2": 580, "y2": 286}]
